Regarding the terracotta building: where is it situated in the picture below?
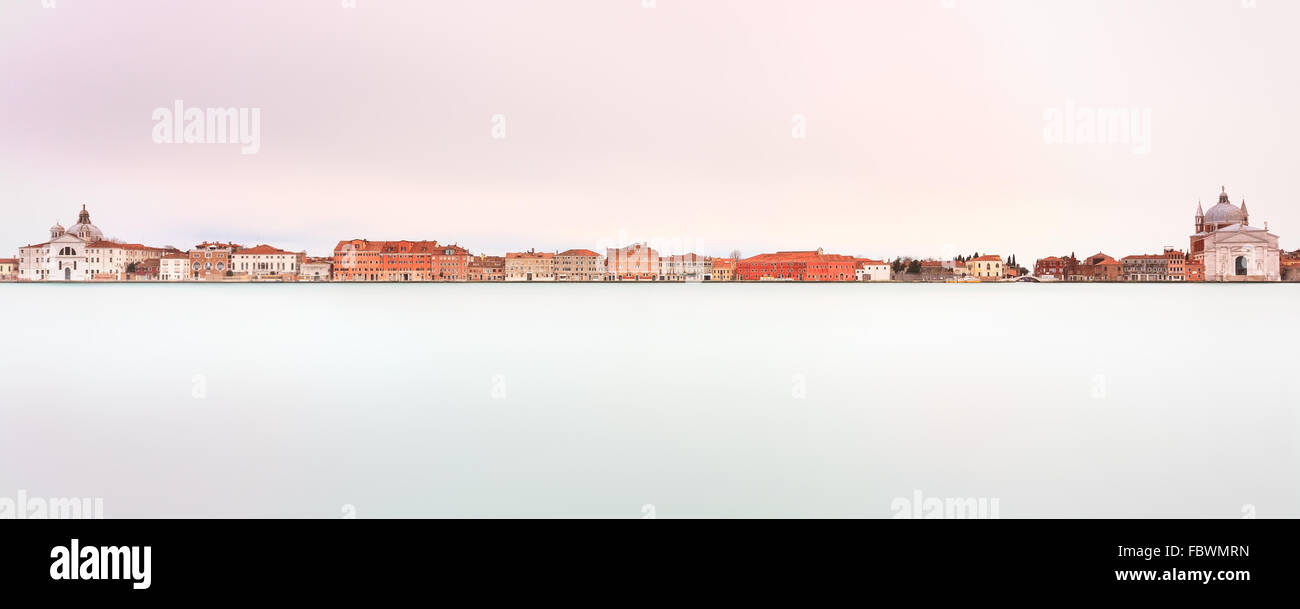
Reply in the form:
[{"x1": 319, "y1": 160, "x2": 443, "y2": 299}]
[
  {"x1": 468, "y1": 255, "x2": 505, "y2": 281},
  {"x1": 1033, "y1": 256, "x2": 1070, "y2": 280},
  {"x1": 555, "y1": 249, "x2": 605, "y2": 281},
  {"x1": 737, "y1": 248, "x2": 857, "y2": 281},
  {"x1": 332, "y1": 239, "x2": 470, "y2": 281},
  {"x1": 1069, "y1": 253, "x2": 1121, "y2": 281},
  {"x1": 606, "y1": 243, "x2": 660, "y2": 281},
  {"x1": 0, "y1": 258, "x2": 19, "y2": 280},
  {"x1": 188, "y1": 242, "x2": 241, "y2": 280}
]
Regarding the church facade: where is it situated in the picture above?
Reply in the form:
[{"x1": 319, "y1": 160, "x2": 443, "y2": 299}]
[
  {"x1": 18, "y1": 205, "x2": 173, "y2": 281},
  {"x1": 1190, "y1": 188, "x2": 1281, "y2": 282}
]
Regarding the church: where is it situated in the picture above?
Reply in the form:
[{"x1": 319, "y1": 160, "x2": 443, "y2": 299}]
[
  {"x1": 1190, "y1": 187, "x2": 1281, "y2": 281},
  {"x1": 18, "y1": 205, "x2": 172, "y2": 281}
]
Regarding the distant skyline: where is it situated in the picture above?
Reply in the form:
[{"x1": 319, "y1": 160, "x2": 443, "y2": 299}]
[{"x1": 2, "y1": 0, "x2": 1297, "y2": 260}]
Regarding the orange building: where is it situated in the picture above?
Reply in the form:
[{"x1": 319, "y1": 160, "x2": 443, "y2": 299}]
[
  {"x1": 737, "y1": 248, "x2": 857, "y2": 281},
  {"x1": 606, "y1": 243, "x2": 659, "y2": 281},
  {"x1": 0, "y1": 258, "x2": 18, "y2": 280},
  {"x1": 468, "y1": 255, "x2": 505, "y2": 281},
  {"x1": 1282, "y1": 250, "x2": 1300, "y2": 281},
  {"x1": 188, "y1": 242, "x2": 241, "y2": 280},
  {"x1": 1034, "y1": 256, "x2": 1070, "y2": 280},
  {"x1": 1070, "y1": 253, "x2": 1122, "y2": 281},
  {"x1": 1163, "y1": 248, "x2": 1188, "y2": 281},
  {"x1": 332, "y1": 239, "x2": 471, "y2": 281}
]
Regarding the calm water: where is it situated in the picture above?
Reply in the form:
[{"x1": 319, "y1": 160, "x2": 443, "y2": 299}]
[{"x1": 1, "y1": 283, "x2": 1297, "y2": 517}]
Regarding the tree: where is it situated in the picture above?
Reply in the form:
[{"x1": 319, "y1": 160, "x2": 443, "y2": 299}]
[
  {"x1": 126, "y1": 262, "x2": 138, "y2": 274},
  {"x1": 729, "y1": 249, "x2": 742, "y2": 261},
  {"x1": 906, "y1": 259, "x2": 922, "y2": 274}
]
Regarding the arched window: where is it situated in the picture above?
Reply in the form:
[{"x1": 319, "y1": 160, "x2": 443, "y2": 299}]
[{"x1": 58, "y1": 247, "x2": 77, "y2": 256}]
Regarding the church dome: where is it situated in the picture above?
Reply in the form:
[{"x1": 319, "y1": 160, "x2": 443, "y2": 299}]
[
  {"x1": 67, "y1": 205, "x2": 103, "y2": 241},
  {"x1": 50, "y1": 222, "x2": 64, "y2": 232},
  {"x1": 1203, "y1": 188, "x2": 1244, "y2": 226}
]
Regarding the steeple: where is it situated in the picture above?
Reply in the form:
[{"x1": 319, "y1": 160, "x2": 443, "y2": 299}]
[
  {"x1": 1240, "y1": 198, "x2": 1248, "y2": 225},
  {"x1": 77, "y1": 204, "x2": 91, "y2": 225},
  {"x1": 1195, "y1": 200, "x2": 1203, "y2": 216}
]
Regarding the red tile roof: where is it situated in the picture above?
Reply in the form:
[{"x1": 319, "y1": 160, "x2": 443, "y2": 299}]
[
  {"x1": 235, "y1": 244, "x2": 301, "y2": 256},
  {"x1": 970, "y1": 255, "x2": 1002, "y2": 262},
  {"x1": 557, "y1": 249, "x2": 600, "y2": 257},
  {"x1": 742, "y1": 250, "x2": 855, "y2": 264}
]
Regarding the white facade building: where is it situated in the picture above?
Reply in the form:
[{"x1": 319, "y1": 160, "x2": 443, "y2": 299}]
[
  {"x1": 1191, "y1": 188, "x2": 1282, "y2": 281},
  {"x1": 159, "y1": 254, "x2": 190, "y2": 281},
  {"x1": 659, "y1": 253, "x2": 713, "y2": 281},
  {"x1": 232, "y1": 244, "x2": 304, "y2": 279},
  {"x1": 855, "y1": 259, "x2": 891, "y2": 281},
  {"x1": 19, "y1": 206, "x2": 173, "y2": 281}
]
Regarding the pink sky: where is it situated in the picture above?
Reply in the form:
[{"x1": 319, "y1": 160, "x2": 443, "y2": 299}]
[{"x1": 1, "y1": 0, "x2": 1296, "y2": 260}]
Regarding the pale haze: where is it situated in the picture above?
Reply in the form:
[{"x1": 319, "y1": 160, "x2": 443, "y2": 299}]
[{"x1": 1, "y1": 0, "x2": 1296, "y2": 259}]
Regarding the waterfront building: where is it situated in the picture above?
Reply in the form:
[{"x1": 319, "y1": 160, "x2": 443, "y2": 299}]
[
  {"x1": 1034, "y1": 256, "x2": 1070, "y2": 280},
  {"x1": 300, "y1": 257, "x2": 333, "y2": 281},
  {"x1": 18, "y1": 208, "x2": 174, "y2": 282},
  {"x1": 949, "y1": 260, "x2": 970, "y2": 278},
  {"x1": 737, "y1": 248, "x2": 857, "y2": 281},
  {"x1": 0, "y1": 258, "x2": 17, "y2": 280},
  {"x1": 967, "y1": 255, "x2": 1004, "y2": 279},
  {"x1": 606, "y1": 243, "x2": 660, "y2": 281},
  {"x1": 159, "y1": 253, "x2": 190, "y2": 281},
  {"x1": 659, "y1": 253, "x2": 713, "y2": 281},
  {"x1": 555, "y1": 249, "x2": 606, "y2": 281},
  {"x1": 505, "y1": 250, "x2": 555, "y2": 281},
  {"x1": 919, "y1": 260, "x2": 948, "y2": 281},
  {"x1": 855, "y1": 258, "x2": 891, "y2": 281},
  {"x1": 468, "y1": 255, "x2": 505, "y2": 281},
  {"x1": 18, "y1": 205, "x2": 171, "y2": 281},
  {"x1": 1066, "y1": 253, "x2": 1121, "y2": 281},
  {"x1": 1282, "y1": 250, "x2": 1300, "y2": 281},
  {"x1": 1120, "y1": 253, "x2": 1168, "y2": 281},
  {"x1": 1190, "y1": 187, "x2": 1281, "y2": 281},
  {"x1": 188, "y1": 242, "x2": 240, "y2": 280},
  {"x1": 232, "y1": 244, "x2": 305, "y2": 280},
  {"x1": 711, "y1": 258, "x2": 737, "y2": 282},
  {"x1": 332, "y1": 239, "x2": 470, "y2": 281}
]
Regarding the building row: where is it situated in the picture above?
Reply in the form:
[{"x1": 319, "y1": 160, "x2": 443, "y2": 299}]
[
  {"x1": 8, "y1": 191, "x2": 1295, "y2": 283},
  {"x1": 1032, "y1": 188, "x2": 1287, "y2": 282}
]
